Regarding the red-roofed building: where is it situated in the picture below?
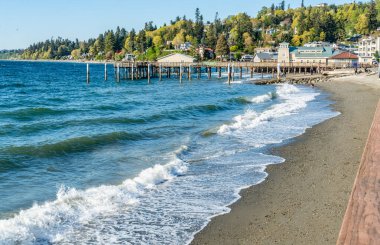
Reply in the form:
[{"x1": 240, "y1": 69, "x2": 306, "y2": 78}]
[{"x1": 329, "y1": 51, "x2": 358, "y2": 67}]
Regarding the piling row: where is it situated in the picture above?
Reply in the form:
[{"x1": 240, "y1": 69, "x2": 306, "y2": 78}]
[{"x1": 85, "y1": 61, "x2": 351, "y2": 84}]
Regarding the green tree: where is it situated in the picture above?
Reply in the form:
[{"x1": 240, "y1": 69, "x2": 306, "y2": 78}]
[
  {"x1": 356, "y1": 14, "x2": 370, "y2": 34},
  {"x1": 368, "y1": 0, "x2": 378, "y2": 32},
  {"x1": 215, "y1": 34, "x2": 229, "y2": 57},
  {"x1": 125, "y1": 29, "x2": 136, "y2": 53},
  {"x1": 194, "y1": 8, "x2": 205, "y2": 44},
  {"x1": 104, "y1": 31, "x2": 116, "y2": 53},
  {"x1": 137, "y1": 30, "x2": 147, "y2": 53}
]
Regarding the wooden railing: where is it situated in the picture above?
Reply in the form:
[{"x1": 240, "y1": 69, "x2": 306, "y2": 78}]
[{"x1": 337, "y1": 100, "x2": 380, "y2": 245}]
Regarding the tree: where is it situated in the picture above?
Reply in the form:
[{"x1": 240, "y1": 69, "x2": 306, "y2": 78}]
[
  {"x1": 243, "y1": 32, "x2": 255, "y2": 53},
  {"x1": 137, "y1": 30, "x2": 147, "y2": 53},
  {"x1": 104, "y1": 31, "x2": 115, "y2": 53},
  {"x1": 215, "y1": 34, "x2": 229, "y2": 57},
  {"x1": 172, "y1": 30, "x2": 185, "y2": 46},
  {"x1": 375, "y1": 51, "x2": 380, "y2": 62},
  {"x1": 194, "y1": 8, "x2": 205, "y2": 44},
  {"x1": 368, "y1": 0, "x2": 378, "y2": 32},
  {"x1": 301, "y1": 0, "x2": 304, "y2": 8},
  {"x1": 71, "y1": 49, "x2": 81, "y2": 59},
  {"x1": 356, "y1": 14, "x2": 370, "y2": 34},
  {"x1": 319, "y1": 31, "x2": 326, "y2": 41},
  {"x1": 153, "y1": 36, "x2": 163, "y2": 47},
  {"x1": 125, "y1": 29, "x2": 136, "y2": 53}
]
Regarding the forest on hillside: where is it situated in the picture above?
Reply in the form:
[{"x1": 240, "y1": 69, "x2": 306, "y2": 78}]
[{"x1": 18, "y1": 1, "x2": 380, "y2": 61}]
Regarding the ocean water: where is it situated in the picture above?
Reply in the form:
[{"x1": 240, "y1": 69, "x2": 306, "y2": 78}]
[{"x1": 0, "y1": 60, "x2": 339, "y2": 244}]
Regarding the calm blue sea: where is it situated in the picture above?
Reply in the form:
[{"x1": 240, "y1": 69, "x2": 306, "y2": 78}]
[{"x1": 0, "y1": 60, "x2": 338, "y2": 244}]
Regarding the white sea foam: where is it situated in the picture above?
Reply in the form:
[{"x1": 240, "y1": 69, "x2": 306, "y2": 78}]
[
  {"x1": 0, "y1": 148, "x2": 188, "y2": 244},
  {"x1": 250, "y1": 92, "x2": 276, "y2": 104},
  {"x1": 218, "y1": 84, "x2": 318, "y2": 134}
]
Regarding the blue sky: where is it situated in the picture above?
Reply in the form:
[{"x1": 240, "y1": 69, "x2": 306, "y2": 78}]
[{"x1": 0, "y1": 0, "x2": 354, "y2": 49}]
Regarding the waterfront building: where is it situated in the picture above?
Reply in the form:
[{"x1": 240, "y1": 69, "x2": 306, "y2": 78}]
[
  {"x1": 357, "y1": 36, "x2": 380, "y2": 64},
  {"x1": 328, "y1": 51, "x2": 359, "y2": 67},
  {"x1": 253, "y1": 52, "x2": 278, "y2": 62},
  {"x1": 278, "y1": 42, "x2": 336, "y2": 64}
]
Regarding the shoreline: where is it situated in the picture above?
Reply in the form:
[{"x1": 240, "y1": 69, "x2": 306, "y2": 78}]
[
  {"x1": 191, "y1": 74, "x2": 380, "y2": 244},
  {"x1": 0, "y1": 59, "x2": 111, "y2": 64}
]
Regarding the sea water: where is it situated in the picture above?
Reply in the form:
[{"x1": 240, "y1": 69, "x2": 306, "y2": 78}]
[{"x1": 0, "y1": 61, "x2": 338, "y2": 244}]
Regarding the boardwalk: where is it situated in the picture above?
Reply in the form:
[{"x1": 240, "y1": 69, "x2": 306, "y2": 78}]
[{"x1": 337, "y1": 100, "x2": 380, "y2": 245}]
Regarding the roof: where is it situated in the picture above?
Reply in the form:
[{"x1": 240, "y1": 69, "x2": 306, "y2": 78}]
[
  {"x1": 157, "y1": 53, "x2": 195, "y2": 61},
  {"x1": 330, "y1": 51, "x2": 358, "y2": 60},
  {"x1": 291, "y1": 46, "x2": 335, "y2": 58},
  {"x1": 255, "y1": 52, "x2": 276, "y2": 60}
]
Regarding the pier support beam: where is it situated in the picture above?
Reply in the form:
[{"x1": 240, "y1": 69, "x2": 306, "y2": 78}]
[
  {"x1": 180, "y1": 64, "x2": 183, "y2": 83},
  {"x1": 104, "y1": 63, "x2": 107, "y2": 81},
  {"x1": 86, "y1": 63, "x2": 90, "y2": 83}
]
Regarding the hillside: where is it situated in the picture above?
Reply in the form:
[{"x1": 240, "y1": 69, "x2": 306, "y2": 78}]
[{"x1": 20, "y1": 1, "x2": 379, "y2": 61}]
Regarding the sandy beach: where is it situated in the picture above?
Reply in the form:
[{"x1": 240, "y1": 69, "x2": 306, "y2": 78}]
[{"x1": 191, "y1": 73, "x2": 380, "y2": 245}]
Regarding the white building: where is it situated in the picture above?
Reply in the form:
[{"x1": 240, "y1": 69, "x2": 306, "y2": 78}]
[{"x1": 358, "y1": 36, "x2": 380, "y2": 64}]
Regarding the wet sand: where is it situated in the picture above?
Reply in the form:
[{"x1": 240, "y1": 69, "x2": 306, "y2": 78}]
[{"x1": 191, "y1": 74, "x2": 380, "y2": 245}]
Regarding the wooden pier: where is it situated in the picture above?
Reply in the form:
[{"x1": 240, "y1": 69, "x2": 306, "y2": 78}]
[
  {"x1": 85, "y1": 61, "x2": 365, "y2": 84},
  {"x1": 110, "y1": 61, "x2": 349, "y2": 84}
]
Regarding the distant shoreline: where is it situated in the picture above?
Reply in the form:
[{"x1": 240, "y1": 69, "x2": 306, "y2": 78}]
[{"x1": 0, "y1": 59, "x2": 112, "y2": 64}]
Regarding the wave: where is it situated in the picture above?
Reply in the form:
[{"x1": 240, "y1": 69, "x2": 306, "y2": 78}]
[
  {"x1": 218, "y1": 84, "x2": 318, "y2": 134},
  {"x1": 0, "y1": 159, "x2": 22, "y2": 173},
  {"x1": 227, "y1": 92, "x2": 277, "y2": 106},
  {"x1": 0, "y1": 107, "x2": 77, "y2": 121},
  {"x1": 4, "y1": 131, "x2": 153, "y2": 157},
  {"x1": 0, "y1": 83, "x2": 26, "y2": 89},
  {"x1": 0, "y1": 148, "x2": 188, "y2": 244},
  {"x1": 250, "y1": 92, "x2": 277, "y2": 104}
]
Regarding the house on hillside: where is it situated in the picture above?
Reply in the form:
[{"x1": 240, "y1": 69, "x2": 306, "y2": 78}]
[
  {"x1": 197, "y1": 46, "x2": 215, "y2": 60},
  {"x1": 157, "y1": 53, "x2": 196, "y2": 63}
]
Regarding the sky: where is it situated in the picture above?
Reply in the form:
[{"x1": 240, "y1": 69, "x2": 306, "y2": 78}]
[{"x1": 0, "y1": 0, "x2": 354, "y2": 50}]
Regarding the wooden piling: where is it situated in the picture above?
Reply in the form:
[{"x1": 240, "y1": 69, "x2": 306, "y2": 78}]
[
  {"x1": 148, "y1": 64, "x2": 151, "y2": 84},
  {"x1": 180, "y1": 64, "x2": 183, "y2": 83},
  {"x1": 104, "y1": 63, "x2": 107, "y2": 81},
  {"x1": 227, "y1": 63, "x2": 231, "y2": 85},
  {"x1": 86, "y1": 63, "x2": 90, "y2": 83},
  {"x1": 232, "y1": 64, "x2": 235, "y2": 81},
  {"x1": 159, "y1": 65, "x2": 162, "y2": 81},
  {"x1": 117, "y1": 63, "x2": 120, "y2": 82}
]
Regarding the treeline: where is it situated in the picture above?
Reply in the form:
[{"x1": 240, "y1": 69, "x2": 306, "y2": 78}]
[
  {"x1": 21, "y1": 1, "x2": 380, "y2": 61},
  {"x1": 0, "y1": 50, "x2": 23, "y2": 60}
]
